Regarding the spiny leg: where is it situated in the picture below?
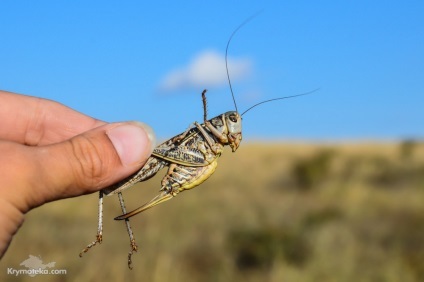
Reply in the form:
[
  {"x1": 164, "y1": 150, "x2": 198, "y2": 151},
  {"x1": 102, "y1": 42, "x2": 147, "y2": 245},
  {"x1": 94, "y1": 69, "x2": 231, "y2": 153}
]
[
  {"x1": 204, "y1": 114, "x2": 230, "y2": 144},
  {"x1": 194, "y1": 121, "x2": 223, "y2": 155},
  {"x1": 117, "y1": 192, "x2": 138, "y2": 269},
  {"x1": 80, "y1": 191, "x2": 104, "y2": 257},
  {"x1": 201, "y1": 89, "x2": 208, "y2": 122},
  {"x1": 197, "y1": 90, "x2": 227, "y2": 154}
]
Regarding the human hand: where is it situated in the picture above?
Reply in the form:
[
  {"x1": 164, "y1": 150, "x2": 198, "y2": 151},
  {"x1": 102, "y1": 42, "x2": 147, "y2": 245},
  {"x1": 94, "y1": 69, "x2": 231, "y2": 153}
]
[{"x1": 0, "y1": 90, "x2": 155, "y2": 257}]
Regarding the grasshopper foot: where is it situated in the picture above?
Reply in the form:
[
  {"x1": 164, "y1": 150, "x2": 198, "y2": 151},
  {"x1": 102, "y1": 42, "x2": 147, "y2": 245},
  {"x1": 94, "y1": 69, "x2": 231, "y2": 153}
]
[
  {"x1": 79, "y1": 234, "x2": 102, "y2": 257},
  {"x1": 127, "y1": 238, "x2": 138, "y2": 270}
]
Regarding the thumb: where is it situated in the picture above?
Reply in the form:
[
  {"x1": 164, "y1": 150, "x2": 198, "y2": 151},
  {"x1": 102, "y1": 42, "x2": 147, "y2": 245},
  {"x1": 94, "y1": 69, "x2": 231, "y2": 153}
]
[{"x1": 28, "y1": 122, "x2": 155, "y2": 208}]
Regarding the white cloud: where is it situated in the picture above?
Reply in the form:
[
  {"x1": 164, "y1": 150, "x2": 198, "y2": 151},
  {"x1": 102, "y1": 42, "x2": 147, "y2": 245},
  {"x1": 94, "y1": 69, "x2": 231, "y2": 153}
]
[{"x1": 158, "y1": 50, "x2": 252, "y2": 92}]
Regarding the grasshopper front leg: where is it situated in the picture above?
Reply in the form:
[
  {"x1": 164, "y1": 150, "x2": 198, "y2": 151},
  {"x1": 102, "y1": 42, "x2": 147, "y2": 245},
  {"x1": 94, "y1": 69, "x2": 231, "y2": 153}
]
[
  {"x1": 192, "y1": 90, "x2": 226, "y2": 155},
  {"x1": 194, "y1": 122, "x2": 223, "y2": 155}
]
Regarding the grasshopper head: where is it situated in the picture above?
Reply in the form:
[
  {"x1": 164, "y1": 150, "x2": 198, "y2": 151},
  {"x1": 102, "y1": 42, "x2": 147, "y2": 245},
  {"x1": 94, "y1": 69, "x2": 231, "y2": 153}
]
[{"x1": 224, "y1": 111, "x2": 242, "y2": 152}]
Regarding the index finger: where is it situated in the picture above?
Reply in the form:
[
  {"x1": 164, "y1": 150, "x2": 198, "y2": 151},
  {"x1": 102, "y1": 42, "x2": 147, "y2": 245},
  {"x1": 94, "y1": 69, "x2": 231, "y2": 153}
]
[{"x1": 0, "y1": 90, "x2": 105, "y2": 146}]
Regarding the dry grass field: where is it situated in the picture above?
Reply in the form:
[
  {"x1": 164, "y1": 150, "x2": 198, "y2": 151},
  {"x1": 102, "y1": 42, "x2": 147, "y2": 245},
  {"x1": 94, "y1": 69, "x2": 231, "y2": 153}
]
[{"x1": 1, "y1": 141, "x2": 424, "y2": 282}]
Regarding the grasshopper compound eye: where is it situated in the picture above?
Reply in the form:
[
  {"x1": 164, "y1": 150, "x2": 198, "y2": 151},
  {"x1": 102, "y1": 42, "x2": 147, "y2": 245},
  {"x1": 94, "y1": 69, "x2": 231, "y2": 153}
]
[
  {"x1": 80, "y1": 12, "x2": 316, "y2": 270},
  {"x1": 229, "y1": 114, "x2": 237, "y2": 122}
]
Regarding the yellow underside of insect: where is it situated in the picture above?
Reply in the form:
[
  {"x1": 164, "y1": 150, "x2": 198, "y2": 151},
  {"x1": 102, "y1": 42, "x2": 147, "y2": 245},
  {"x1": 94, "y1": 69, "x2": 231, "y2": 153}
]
[
  {"x1": 181, "y1": 158, "x2": 218, "y2": 190},
  {"x1": 115, "y1": 159, "x2": 218, "y2": 220}
]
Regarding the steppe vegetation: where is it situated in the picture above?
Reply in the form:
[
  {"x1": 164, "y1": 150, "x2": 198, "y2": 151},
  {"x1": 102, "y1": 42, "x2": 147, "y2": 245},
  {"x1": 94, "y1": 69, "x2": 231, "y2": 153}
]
[{"x1": 2, "y1": 141, "x2": 424, "y2": 282}]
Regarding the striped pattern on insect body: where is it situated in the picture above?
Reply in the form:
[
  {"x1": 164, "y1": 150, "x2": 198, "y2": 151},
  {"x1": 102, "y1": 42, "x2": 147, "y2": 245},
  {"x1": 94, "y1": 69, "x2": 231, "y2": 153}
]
[
  {"x1": 79, "y1": 90, "x2": 245, "y2": 269},
  {"x1": 107, "y1": 89, "x2": 242, "y2": 218},
  {"x1": 79, "y1": 15, "x2": 315, "y2": 269}
]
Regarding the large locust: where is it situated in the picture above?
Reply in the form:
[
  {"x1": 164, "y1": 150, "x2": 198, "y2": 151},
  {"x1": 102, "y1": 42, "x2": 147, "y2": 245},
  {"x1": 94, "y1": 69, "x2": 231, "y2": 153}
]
[{"x1": 79, "y1": 17, "x2": 315, "y2": 269}]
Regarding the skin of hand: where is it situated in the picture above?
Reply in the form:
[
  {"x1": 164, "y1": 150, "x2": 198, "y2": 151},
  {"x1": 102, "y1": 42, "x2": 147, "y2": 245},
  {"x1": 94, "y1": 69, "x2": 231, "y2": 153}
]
[{"x1": 0, "y1": 90, "x2": 155, "y2": 257}]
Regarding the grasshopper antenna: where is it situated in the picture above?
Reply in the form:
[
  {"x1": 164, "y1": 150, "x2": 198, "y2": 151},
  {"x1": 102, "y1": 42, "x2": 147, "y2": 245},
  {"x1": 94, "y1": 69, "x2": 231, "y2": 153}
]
[
  {"x1": 241, "y1": 88, "x2": 320, "y2": 116},
  {"x1": 226, "y1": 11, "x2": 262, "y2": 113}
]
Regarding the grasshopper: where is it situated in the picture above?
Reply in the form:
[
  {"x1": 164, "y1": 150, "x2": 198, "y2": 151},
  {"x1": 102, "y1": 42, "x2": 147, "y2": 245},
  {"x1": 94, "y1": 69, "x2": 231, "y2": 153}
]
[{"x1": 79, "y1": 16, "x2": 316, "y2": 269}]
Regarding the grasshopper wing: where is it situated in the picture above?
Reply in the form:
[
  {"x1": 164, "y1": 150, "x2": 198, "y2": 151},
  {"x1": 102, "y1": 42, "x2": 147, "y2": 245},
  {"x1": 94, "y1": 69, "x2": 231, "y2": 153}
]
[{"x1": 152, "y1": 127, "x2": 218, "y2": 167}]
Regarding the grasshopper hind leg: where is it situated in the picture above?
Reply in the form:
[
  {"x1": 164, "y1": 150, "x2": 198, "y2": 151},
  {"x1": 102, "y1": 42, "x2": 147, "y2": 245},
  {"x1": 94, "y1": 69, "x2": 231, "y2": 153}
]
[{"x1": 79, "y1": 191, "x2": 104, "y2": 257}]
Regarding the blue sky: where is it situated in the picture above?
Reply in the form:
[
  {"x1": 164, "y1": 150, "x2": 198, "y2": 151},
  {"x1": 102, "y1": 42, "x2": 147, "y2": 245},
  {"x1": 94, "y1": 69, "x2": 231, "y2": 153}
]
[{"x1": 1, "y1": 1, "x2": 423, "y2": 141}]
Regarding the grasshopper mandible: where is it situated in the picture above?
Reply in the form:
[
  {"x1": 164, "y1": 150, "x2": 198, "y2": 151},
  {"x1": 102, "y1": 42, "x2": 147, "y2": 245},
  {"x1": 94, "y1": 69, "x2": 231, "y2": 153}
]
[{"x1": 79, "y1": 16, "x2": 316, "y2": 269}]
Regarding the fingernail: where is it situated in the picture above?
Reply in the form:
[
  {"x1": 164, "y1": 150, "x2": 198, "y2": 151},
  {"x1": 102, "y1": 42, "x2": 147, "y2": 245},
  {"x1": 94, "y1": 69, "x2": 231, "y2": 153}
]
[{"x1": 106, "y1": 122, "x2": 156, "y2": 166}]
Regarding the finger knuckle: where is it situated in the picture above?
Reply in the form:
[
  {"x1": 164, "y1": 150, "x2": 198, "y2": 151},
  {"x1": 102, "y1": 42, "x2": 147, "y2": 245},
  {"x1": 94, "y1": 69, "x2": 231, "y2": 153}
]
[{"x1": 69, "y1": 136, "x2": 107, "y2": 188}]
